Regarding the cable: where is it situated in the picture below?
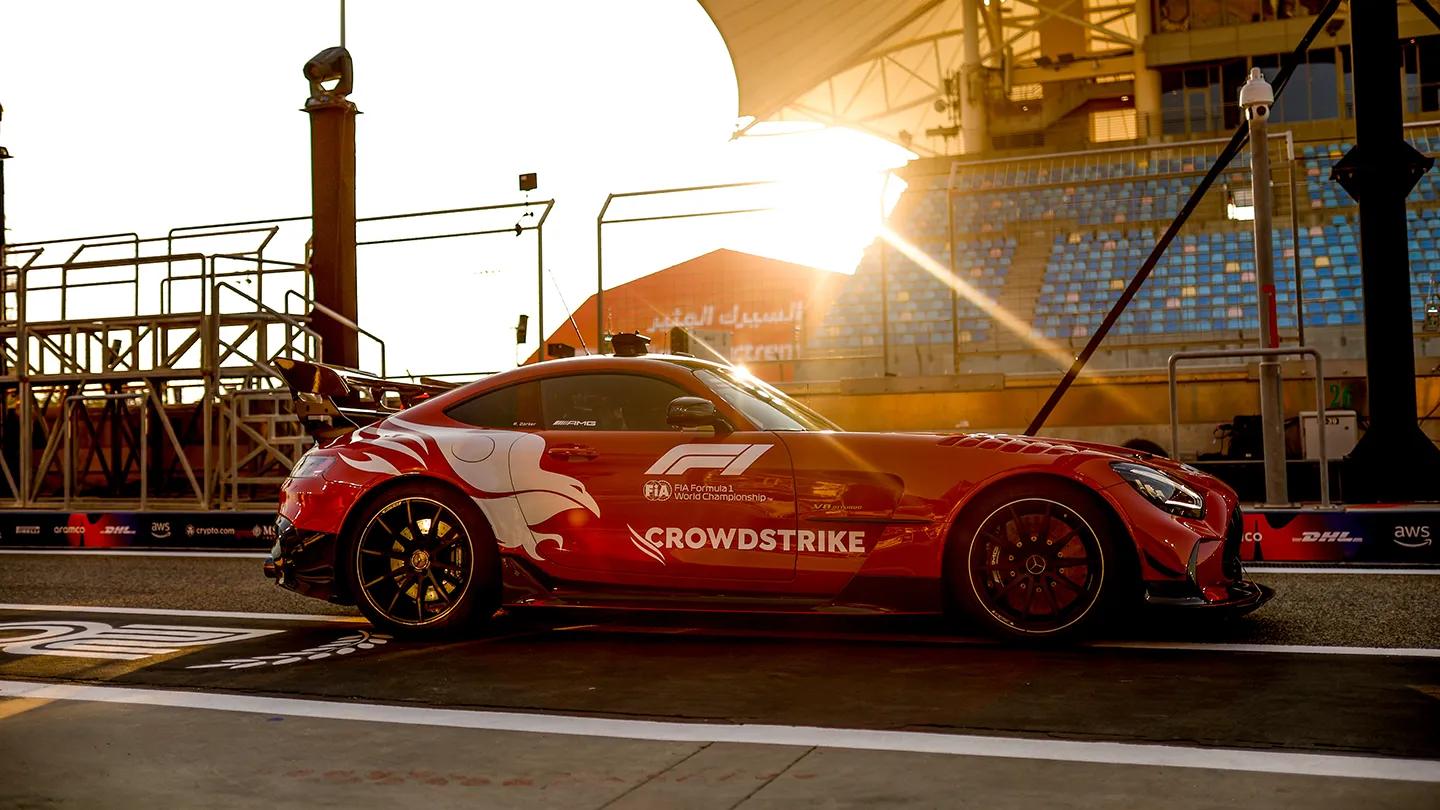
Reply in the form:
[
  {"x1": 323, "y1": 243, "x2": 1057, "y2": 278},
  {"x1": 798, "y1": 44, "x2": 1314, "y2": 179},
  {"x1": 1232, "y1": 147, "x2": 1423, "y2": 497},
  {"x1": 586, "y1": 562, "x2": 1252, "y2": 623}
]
[
  {"x1": 547, "y1": 267, "x2": 589, "y2": 355},
  {"x1": 1024, "y1": 0, "x2": 1344, "y2": 435}
]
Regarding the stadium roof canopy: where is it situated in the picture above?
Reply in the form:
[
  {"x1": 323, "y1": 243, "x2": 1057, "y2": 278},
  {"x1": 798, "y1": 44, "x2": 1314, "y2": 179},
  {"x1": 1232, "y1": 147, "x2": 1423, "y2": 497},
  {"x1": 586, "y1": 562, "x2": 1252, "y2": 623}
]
[{"x1": 698, "y1": 0, "x2": 1140, "y2": 157}]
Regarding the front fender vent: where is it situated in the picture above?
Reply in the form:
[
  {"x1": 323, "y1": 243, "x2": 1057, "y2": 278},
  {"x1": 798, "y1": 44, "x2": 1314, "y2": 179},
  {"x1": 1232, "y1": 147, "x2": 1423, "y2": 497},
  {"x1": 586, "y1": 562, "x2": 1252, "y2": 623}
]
[{"x1": 941, "y1": 433, "x2": 1076, "y2": 455}]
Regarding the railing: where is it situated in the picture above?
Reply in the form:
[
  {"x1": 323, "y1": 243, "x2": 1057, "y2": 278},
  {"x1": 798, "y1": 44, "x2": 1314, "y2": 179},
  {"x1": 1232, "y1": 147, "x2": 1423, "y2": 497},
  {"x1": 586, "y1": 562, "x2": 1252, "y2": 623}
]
[
  {"x1": 3, "y1": 200, "x2": 549, "y2": 510},
  {"x1": 284, "y1": 289, "x2": 386, "y2": 377},
  {"x1": 62, "y1": 392, "x2": 148, "y2": 510},
  {"x1": 217, "y1": 389, "x2": 310, "y2": 510},
  {"x1": 208, "y1": 281, "x2": 323, "y2": 376},
  {"x1": 1167, "y1": 346, "x2": 1330, "y2": 507}
]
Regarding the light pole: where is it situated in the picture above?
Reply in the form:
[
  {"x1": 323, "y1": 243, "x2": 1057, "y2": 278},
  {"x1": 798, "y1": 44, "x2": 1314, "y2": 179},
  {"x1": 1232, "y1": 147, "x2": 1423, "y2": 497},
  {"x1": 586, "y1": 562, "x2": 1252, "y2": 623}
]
[
  {"x1": 1239, "y1": 68, "x2": 1288, "y2": 506},
  {"x1": 0, "y1": 103, "x2": 9, "y2": 283}
]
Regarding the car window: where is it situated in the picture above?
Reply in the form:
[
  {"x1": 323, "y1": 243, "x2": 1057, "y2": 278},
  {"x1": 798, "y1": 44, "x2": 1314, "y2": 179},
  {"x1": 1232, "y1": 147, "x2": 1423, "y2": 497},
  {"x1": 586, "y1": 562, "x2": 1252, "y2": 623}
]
[
  {"x1": 444, "y1": 381, "x2": 542, "y2": 429},
  {"x1": 694, "y1": 368, "x2": 840, "y2": 431},
  {"x1": 540, "y1": 374, "x2": 688, "y2": 431}
]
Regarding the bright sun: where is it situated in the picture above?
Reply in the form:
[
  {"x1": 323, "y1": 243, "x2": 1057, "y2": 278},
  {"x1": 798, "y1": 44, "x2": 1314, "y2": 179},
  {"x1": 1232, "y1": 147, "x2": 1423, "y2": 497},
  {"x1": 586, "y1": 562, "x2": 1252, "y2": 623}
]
[{"x1": 716, "y1": 123, "x2": 916, "y2": 274}]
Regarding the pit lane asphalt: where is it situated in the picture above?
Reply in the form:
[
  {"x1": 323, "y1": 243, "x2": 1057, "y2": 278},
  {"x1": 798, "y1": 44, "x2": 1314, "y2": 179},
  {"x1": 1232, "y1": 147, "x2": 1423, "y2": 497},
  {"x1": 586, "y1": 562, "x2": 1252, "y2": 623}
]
[
  {"x1": 0, "y1": 553, "x2": 1437, "y2": 808},
  {"x1": 1, "y1": 552, "x2": 1435, "y2": 647}
]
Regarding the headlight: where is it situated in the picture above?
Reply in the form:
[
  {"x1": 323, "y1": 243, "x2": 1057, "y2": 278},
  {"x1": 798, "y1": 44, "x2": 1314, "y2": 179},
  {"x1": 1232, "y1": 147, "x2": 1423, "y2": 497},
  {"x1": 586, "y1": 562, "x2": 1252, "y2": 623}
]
[
  {"x1": 1112, "y1": 462, "x2": 1205, "y2": 518},
  {"x1": 289, "y1": 453, "x2": 334, "y2": 479}
]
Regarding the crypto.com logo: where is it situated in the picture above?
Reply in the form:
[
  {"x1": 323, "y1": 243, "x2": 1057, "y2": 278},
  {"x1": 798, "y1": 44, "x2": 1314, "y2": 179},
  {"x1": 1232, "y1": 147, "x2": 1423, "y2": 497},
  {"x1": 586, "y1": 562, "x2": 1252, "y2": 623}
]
[{"x1": 646, "y1": 444, "x2": 773, "y2": 476}]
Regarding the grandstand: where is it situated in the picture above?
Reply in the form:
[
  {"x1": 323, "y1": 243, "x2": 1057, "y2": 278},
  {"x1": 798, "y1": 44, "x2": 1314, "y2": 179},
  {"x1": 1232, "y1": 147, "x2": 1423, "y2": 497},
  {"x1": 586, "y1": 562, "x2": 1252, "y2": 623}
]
[{"x1": 774, "y1": 133, "x2": 1430, "y2": 393}]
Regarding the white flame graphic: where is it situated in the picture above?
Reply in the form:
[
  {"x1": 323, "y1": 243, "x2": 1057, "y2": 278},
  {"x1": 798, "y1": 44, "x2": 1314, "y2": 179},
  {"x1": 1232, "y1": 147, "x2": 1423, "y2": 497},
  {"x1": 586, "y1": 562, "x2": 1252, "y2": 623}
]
[{"x1": 335, "y1": 418, "x2": 600, "y2": 562}]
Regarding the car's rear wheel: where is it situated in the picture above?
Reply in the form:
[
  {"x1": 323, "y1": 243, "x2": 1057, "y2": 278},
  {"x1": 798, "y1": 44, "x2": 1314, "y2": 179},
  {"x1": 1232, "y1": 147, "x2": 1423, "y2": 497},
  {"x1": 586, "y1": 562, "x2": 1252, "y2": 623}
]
[
  {"x1": 347, "y1": 481, "x2": 498, "y2": 637},
  {"x1": 949, "y1": 482, "x2": 1122, "y2": 641}
]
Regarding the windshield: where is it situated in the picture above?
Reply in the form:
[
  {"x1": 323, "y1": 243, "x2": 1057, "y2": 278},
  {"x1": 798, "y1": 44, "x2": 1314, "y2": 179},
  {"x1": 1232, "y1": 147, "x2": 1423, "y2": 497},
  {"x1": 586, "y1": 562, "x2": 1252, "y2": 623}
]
[{"x1": 694, "y1": 368, "x2": 841, "y2": 432}]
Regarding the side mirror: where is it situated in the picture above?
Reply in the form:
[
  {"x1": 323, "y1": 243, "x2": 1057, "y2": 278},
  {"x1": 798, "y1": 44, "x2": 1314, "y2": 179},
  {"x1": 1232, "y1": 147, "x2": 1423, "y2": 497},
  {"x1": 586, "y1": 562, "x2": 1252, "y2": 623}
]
[{"x1": 667, "y1": 397, "x2": 731, "y2": 433}]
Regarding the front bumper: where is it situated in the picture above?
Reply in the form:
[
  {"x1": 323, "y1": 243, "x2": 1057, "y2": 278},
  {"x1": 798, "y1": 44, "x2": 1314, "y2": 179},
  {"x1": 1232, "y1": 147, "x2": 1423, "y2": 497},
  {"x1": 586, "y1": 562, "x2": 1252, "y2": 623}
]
[
  {"x1": 1137, "y1": 504, "x2": 1273, "y2": 615},
  {"x1": 264, "y1": 515, "x2": 347, "y2": 603},
  {"x1": 1144, "y1": 578, "x2": 1274, "y2": 614}
]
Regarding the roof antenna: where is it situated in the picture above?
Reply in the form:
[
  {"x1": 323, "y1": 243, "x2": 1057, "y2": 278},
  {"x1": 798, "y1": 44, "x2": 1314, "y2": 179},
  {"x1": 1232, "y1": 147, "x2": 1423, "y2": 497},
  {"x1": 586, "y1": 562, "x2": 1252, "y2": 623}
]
[{"x1": 547, "y1": 267, "x2": 589, "y2": 355}]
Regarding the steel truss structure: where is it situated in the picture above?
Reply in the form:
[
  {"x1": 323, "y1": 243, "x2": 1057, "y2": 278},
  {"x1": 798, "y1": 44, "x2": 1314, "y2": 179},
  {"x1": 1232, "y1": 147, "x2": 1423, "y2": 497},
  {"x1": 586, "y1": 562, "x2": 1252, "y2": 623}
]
[
  {"x1": 0, "y1": 200, "x2": 551, "y2": 510},
  {"x1": 768, "y1": 0, "x2": 1141, "y2": 156}
]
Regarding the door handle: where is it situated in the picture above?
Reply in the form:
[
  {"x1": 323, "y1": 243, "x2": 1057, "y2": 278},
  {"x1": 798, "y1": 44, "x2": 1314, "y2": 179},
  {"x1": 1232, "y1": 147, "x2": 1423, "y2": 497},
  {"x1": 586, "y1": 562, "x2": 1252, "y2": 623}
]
[{"x1": 547, "y1": 445, "x2": 599, "y2": 461}]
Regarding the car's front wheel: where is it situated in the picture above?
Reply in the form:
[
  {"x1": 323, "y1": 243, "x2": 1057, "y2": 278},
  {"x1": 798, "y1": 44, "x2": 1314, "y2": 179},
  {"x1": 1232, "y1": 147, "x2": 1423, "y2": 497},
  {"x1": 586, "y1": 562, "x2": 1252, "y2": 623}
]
[
  {"x1": 346, "y1": 481, "x2": 498, "y2": 637},
  {"x1": 949, "y1": 482, "x2": 1123, "y2": 641}
]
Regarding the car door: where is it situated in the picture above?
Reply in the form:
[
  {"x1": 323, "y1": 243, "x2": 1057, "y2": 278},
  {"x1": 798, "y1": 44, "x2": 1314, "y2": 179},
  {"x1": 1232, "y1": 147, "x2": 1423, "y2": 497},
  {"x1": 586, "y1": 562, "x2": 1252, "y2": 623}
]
[{"x1": 514, "y1": 371, "x2": 798, "y2": 587}]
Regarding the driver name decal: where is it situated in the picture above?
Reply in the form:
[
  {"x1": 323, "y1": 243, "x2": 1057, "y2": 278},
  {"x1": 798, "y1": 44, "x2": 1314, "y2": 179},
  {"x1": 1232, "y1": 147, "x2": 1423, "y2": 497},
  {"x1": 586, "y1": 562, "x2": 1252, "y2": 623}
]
[{"x1": 628, "y1": 524, "x2": 864, "y2": 564}]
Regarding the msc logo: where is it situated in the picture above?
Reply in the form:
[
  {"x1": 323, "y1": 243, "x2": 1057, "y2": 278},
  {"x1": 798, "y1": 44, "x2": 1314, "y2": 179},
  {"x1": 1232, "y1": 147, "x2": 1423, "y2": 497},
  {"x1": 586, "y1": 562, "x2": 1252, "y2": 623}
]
[
  {"x1": 646, "y1": 444, "x2": 773, "y2": 477},
  {"x1": 1394, "y1": 525, "x2": 1433, "y2": 548},
  {"x1": 1296, "y1": 531, "x2": 1364, "y2": 543},
  {"x1": 643, "y1": 480, "x2": 673, "y2": 502}
]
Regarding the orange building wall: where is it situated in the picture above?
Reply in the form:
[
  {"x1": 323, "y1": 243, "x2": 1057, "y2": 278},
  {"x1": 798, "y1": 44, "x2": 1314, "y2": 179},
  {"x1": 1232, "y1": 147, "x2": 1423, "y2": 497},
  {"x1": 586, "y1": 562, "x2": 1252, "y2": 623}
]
[{"x1": 539, "y1": 249, "x2": 845, "y2": 381}]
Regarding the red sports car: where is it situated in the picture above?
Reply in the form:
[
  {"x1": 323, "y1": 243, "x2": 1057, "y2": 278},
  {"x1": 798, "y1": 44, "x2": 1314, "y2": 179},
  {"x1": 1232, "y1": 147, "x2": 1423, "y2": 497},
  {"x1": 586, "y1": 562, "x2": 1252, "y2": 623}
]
[{"x1": 266, "y1": 349, "x2": 1270, "y2": 640}]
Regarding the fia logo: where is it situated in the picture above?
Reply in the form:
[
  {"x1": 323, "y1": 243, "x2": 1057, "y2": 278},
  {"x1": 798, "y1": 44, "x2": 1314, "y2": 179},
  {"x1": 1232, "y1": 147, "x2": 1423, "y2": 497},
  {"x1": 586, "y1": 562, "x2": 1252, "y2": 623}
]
[{"x1": 643, "y1": 480, "x2": 673, "y2": 502}]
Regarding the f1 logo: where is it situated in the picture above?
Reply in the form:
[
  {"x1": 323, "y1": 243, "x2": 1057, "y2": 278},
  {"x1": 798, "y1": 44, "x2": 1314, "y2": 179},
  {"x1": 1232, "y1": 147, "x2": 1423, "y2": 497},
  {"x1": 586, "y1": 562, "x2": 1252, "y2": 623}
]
[{"x1": 646, "y1": 443, "x2": 773, "y2": 476}]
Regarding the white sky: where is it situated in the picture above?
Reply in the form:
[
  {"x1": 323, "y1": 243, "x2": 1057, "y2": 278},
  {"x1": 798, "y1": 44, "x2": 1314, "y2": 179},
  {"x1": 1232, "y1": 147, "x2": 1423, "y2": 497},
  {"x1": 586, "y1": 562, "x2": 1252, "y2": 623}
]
[{"x1": 1, "y1": 0, "x2": 912, "y2": 374}]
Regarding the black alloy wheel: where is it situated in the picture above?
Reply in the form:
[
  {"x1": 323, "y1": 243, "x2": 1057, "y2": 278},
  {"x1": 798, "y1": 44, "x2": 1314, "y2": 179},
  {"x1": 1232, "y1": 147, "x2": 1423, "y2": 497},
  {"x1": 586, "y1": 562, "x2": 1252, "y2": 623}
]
[
  {"x1": 951, "y1": 484, "x2": 1121, "y2": 640},
  {"x1": 348, "y1": 482, "x2": 497, "y2": 636}
]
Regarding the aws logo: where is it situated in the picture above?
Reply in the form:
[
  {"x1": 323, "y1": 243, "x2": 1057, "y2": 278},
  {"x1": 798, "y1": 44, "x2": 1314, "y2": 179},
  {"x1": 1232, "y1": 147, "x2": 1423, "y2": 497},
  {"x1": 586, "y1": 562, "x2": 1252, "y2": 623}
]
[{"x1": 1393, "y1": 525, "x2": 1433, "y2": 549}]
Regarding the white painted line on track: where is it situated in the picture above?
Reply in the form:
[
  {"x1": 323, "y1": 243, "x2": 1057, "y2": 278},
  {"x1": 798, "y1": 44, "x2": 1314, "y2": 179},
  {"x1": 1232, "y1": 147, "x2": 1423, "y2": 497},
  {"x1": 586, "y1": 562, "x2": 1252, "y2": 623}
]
[
  {"x1": 0, "y1": 549, "x2": 268, "y2": 559},
  {"x1": 0, "y1": 603, "x2": 365, "y2": 623},
  {"x1": 1247, "y1": 565, "x2": 1440, "y2": 575},
  {"x1": 2, "y1": 679, "x2": 1436, "y2": 783},
  {"x1": 568, "y1": 623, "x2": 1440, "y2": 658},
  {"x1": 1092, "y1": 641, "x2": 1440, "y2": 658}
]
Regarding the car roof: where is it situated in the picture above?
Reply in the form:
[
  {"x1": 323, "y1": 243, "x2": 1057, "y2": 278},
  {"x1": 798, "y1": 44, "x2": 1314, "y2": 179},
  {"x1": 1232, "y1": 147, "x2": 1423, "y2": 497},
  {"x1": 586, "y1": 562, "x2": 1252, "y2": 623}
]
[{"x1": 416, "y1": 353, "x2": 732, "y2": 412}]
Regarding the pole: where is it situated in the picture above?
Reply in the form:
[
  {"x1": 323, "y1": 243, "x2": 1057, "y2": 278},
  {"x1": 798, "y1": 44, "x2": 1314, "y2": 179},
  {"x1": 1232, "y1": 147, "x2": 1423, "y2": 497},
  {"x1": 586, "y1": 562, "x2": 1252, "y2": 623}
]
[
  {"x1": 1336, "y1": 0, "x2": 1440, "y2": 501},
  {"x1": 1024, "y1": 0, "x2": 1342, "y2": 436},
  {"x1": 1131, "y1": 0, "x2": 1162, "y2": 139},
  {"x1": 947, "y1": 171, "x2": 959, "y2": 374},
  {"x1": 0, "y1": 104, "x2": 19, "y2": 505},
  {"x1": 1240, "y1": 68, "x2": 1288, "y2": 506},
  {"x1": 959, "y1": 0, "x2": 988, "y2": 154},
  {"x1": 879, "y1": 182, "x2": 891, "y2": 376},
  {"x1": 536, "y1": 224, "x2": 545, "y2": 361},
  {"x1": 1287, "y1": 143, "x2": 1305, "y2": 347},
  {"x1": 595, "y1": 207, "x2": 606, "y2": 354},
  {"x1": 303, "y1": 47, "x2": 360, "y2": 368}
]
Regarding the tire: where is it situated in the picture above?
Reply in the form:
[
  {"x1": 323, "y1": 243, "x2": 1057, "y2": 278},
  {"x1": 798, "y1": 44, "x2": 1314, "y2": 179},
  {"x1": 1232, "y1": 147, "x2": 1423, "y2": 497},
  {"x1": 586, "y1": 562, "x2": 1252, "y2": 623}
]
[
  {"x1": 947, "y1": 480, "x2": 1126, "y2": 642},
  {"x1": 343, "y1": 480, "x2": 499, "y2": 638}
]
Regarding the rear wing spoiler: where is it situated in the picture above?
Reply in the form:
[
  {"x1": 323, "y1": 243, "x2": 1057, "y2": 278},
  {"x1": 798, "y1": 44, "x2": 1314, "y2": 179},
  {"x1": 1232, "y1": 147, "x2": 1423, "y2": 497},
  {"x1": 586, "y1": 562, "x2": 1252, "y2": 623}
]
[{"x1": 271, "y1": 357, "x2": 458, "y2": 442}]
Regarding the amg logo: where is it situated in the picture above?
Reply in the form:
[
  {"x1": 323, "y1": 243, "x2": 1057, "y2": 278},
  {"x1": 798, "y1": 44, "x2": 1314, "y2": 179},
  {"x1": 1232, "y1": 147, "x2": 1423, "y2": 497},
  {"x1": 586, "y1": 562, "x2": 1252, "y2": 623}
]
[
  {"x1": 1296, "y1": 531, "x2": 1364, "y2": 544},
  {"x1": 646, "y1": 444, "x2": 773, "y2": 477}
]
